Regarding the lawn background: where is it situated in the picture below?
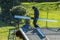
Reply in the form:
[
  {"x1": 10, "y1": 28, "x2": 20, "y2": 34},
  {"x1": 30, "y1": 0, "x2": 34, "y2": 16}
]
[{"x1": 0, "y1": 2, "x2": 60, "y2": 40}]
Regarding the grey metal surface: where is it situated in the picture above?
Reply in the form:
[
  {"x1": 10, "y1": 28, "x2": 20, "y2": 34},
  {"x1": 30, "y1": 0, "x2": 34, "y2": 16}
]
[
  {"x1": 23, "y1": 28, "x2": 60, "y2": 40},
  {"x1": 41, "y1": 28, "x2": 60, "y2": 35},
  {"x1": 42, "y1": 28, "x2": 60, "y2": 40},
  {"x1": 26, "y1": 30, "x2": 41, "y2": 40},
  {"x1": 47, "y1": 35, "x2": 60, "y2": 40},
  {"x1": 22, "y1": 28, "x2": 41, "y2": 40}
]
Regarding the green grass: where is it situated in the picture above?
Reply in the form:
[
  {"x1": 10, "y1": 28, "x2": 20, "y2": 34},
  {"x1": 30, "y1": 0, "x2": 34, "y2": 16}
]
[
  {"x1": 0, "y1": 22, "x2": 14, "y2": 40},
  {"x1": 0, "y1": 2, "x2": 60, "y2": 40},
  {"x1": 21, "y1": 2, "x2": 60, "y2": 28},
  {"x1": 0, "y1": 27, "x2": 14, "y2": 40}
]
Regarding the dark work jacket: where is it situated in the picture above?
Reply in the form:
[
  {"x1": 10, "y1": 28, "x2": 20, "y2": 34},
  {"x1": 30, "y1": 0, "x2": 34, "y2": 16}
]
[{"x1": 33, "y1": 8, "x2": 39, "y2": 19}]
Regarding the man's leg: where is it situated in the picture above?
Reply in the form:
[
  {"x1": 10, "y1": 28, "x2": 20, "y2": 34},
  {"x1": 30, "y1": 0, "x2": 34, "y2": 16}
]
[{"x1": 33, "y1": 19, "x2": 39, "y2": 28}]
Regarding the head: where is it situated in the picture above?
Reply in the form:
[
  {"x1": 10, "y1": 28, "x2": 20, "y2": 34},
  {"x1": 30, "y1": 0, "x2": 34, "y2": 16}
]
[{"x1": 32, "y1": 6, "x2": 36, "y2": 9}]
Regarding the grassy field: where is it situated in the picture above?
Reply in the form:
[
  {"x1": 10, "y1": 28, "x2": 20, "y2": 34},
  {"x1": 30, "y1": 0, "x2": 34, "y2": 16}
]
[
  {"x1": 0, "y1": 22, "x2": 14, "y2": 40},
  {"x1": 21, "y1": 2, "x2": 60, "y2": 28},
  {"x1": 0, "y1": 2, "x2": 60, "y2": 40}
]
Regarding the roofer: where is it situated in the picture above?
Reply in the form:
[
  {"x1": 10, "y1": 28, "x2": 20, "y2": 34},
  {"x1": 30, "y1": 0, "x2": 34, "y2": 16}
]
[{"x1": 32, "y1": 6, "x2": 39, "y2": 28}]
